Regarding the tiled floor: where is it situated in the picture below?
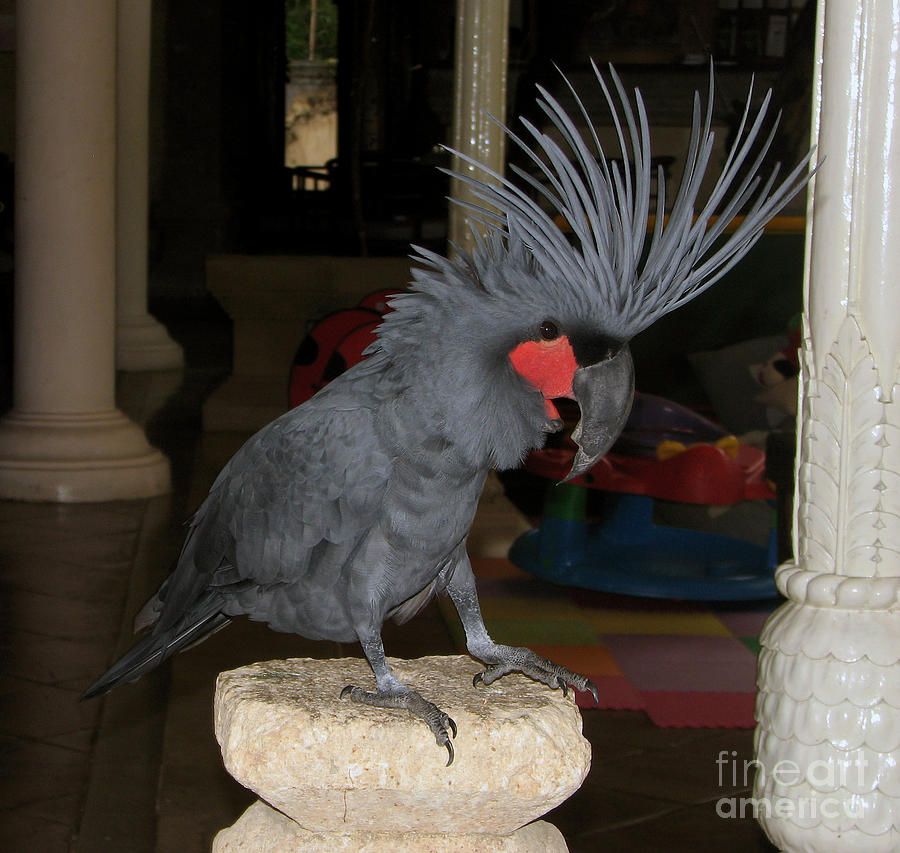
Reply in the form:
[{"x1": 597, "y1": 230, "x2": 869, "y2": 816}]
[{"x1": 0, "y1": 314, "x2": 778, "y2": 852}]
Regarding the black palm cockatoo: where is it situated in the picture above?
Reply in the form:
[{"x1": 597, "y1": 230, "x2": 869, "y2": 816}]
[{"x1": 85, "y1": 65, "x2": 813, "y2": 764}]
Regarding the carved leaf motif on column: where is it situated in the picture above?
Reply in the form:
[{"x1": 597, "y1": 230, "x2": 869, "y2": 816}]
[{"x1": 799, "y1": 314, "x2": 892, "y2": 574}]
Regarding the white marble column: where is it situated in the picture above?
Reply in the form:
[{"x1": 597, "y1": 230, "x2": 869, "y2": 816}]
[
  {"x1": 448, "y1": 0, "x2": 509, "y2": 254},
  {"x1": 0, "y1": 0, "x2": 169, "y2": 501},
  {"x1": 115, "y1": 0, "x2": 183, "y2": 371},
  {"x1": 754, "y1": 1, "x2": 900, "y2": 850},
  {"x1": 448, "y1": 0, "x2": 510, "y2": 503}
]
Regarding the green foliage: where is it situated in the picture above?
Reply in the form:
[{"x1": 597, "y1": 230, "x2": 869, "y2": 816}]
[{"x1": 286, "y1": 0, "x2": 339, "y2": 61}]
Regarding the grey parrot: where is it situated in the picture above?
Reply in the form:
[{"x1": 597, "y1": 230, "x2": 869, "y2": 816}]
[{"x1": 85, "y1": 65, "x2": 812, "y2": 764}]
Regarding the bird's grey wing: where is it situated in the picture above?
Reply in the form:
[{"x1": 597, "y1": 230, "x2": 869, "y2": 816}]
[
  {"x1": 83, "y1": 375, "x2": 394, "y2": 697},
  {"x1": 142, "y1": 367, "x2": 393, "y2": 636},
  {"x1": 202, "y1": 392, "x2": 393, "y2": 590}
]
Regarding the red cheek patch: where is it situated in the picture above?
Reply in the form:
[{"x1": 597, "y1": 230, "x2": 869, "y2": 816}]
[{"x1": 509, "y1": 335, "x2": 578, "y2": 401}]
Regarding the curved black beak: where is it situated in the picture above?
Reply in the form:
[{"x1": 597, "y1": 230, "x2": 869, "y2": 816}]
[{"x1": 562, "y1": 346, "x2": 635, "y2": 482}]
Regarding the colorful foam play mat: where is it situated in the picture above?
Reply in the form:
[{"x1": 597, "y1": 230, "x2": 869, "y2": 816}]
[{"x1": 439, "y1": 557, "x2": 777, "y2": 728}]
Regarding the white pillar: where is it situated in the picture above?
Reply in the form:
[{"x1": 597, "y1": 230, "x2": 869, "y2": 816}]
[
  {"x1": 115, "y1": 0, "x2": 183, "y2": 371},
  {"x1": 754, "y1": 1, "x2": 900, "y2": 850},
  {"x1": 448, "y1": 0, "x2": 509, "y2": 254},
  {"x1": 0, "y1": 0, "x2": 169, "y2": 502},
  {"x1": 448, "y1": 0, "x2": 509, "y2": 506}
]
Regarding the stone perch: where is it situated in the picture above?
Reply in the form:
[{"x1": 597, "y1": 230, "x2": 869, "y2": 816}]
[{"x1": 212, "y1": 655, "x2": 591, "y2": 851}]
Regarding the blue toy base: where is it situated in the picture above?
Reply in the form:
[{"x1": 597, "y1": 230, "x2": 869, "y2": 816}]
[{"x1": 509, "y1": 493, "x2": 778, "y2": 601}]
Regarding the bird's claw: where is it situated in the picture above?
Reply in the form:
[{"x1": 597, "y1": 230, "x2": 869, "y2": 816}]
[
  {"x1": 443, "y1": 735, "x2": 455, "y2": 766},
  {"x1": 473, "y1": 646, "x2": 600, "y2": 705},
  {"x1": 340, "y1": 683, "x2": 457, "y2": 765},
  {"x1": 435, "y1": 711, "x2": 457, "y2": 766}
]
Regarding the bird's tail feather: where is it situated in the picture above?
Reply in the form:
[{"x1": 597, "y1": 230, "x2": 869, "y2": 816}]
[{"x1": 81, "y1": 595, "x2": 230, "y2": 699}]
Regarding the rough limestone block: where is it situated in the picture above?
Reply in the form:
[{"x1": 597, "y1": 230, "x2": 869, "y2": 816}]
[
  {"x1": 214, "y1": 655, "x2": 590, "y2": 836},
  {"x1": 213, "y1": 800, "x2": 569, "y2": 852}
]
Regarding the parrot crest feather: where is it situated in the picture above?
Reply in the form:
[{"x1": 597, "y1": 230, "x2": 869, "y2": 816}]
[{"x1": 442, "y1": 62, "x2": 814, "y2": 339}]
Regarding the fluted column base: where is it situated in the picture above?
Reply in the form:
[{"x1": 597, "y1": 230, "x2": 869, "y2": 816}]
[
  {"x1": 0, "y1": 409, "x2": 170, "y2": 501},
  {"x1": 755, "y1": 596, "x2": 900, "y2": 852},
  {"x1": 116, "y1": 312, "x2": 184, "y2": 371}
]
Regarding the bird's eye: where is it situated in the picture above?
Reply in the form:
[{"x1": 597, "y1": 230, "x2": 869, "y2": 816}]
[{"x1": 539, "y1": 320, "x2": 560, "y2": 341}]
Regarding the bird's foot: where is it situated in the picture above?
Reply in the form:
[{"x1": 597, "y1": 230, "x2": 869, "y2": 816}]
[
  {"x1": 340, "y1": 684, "x2": 458, "y2": 765},
  {"x1": 472, "y1": 644, "x2": 600, "y2": 704}
]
